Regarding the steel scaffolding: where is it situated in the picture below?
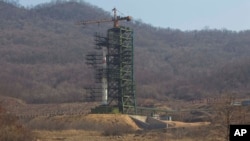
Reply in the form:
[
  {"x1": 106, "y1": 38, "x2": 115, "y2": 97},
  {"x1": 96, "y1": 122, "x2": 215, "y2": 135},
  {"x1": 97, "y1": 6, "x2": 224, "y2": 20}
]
[
  {"x1": 107, "y1": 26, "x2": 136, "y2": 114},
  {"x1": 86, "y1": 26, "x2": 136, "y2": 114},
  {"x1": 85, "y1": 33, "x2": 107, "y2": 102}
]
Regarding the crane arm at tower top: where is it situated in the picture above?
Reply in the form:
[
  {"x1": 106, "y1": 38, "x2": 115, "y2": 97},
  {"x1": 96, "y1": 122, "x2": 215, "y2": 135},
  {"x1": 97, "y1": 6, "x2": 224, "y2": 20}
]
[
  {"x1": 75, "y1": 8, "x2": 132, "y2": 28},
  {"x1": 75, "y1": 18, "x2": 114, "y2": 25},
  {"x1": 75, "y1": 16, "x2": 132, "y2": 26}
]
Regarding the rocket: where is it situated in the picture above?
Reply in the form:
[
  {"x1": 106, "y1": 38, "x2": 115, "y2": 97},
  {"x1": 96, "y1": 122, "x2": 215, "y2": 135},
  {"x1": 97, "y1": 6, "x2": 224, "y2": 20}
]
[{"x1": 102, "y1": 47, "x2": 108, "y2": 105}]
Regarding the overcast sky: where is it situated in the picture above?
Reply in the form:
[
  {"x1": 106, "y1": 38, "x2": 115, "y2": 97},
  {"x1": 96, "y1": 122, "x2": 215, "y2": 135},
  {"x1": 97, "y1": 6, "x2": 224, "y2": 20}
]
[{"x1": 18, "y1": 0, "x2": 250, "y2": 31}]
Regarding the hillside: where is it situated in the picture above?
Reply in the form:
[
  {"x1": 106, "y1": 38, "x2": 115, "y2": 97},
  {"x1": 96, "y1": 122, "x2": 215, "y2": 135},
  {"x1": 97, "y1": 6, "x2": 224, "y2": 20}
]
[{"x1": 0, "y1": 0, "x2": 250, "y2": 104}]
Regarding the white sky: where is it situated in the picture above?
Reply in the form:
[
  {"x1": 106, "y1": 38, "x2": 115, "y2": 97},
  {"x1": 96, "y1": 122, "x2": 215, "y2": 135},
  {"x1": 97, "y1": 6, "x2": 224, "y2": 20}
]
[{"x1": 18, "y1": 0, "x2": 250, "y2": 31}]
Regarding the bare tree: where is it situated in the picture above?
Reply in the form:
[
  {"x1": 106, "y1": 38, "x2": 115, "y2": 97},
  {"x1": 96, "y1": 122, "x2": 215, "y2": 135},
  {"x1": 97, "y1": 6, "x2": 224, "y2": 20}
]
[{"x1": 209, "y1": 95, "x2": 246, "y2": 141}]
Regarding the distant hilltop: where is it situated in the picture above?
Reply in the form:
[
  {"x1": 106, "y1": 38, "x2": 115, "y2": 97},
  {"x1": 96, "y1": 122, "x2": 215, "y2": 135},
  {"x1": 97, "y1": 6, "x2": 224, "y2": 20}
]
[{"x1": 0, "y1": 0, "x2": 250, "y2": 104}]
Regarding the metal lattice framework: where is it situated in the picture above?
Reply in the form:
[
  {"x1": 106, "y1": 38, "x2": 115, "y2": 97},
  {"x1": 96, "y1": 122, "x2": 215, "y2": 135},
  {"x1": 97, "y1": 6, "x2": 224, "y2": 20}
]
[
  {"x1": 107, "y1": 26, "x2": 136, "y2": 114},
  {"x1": 86, "y1": 26, "x2": 137, "y2": 114},
  {"x1": 85, "y1": 33, "x2": 107, "y2": 102}
]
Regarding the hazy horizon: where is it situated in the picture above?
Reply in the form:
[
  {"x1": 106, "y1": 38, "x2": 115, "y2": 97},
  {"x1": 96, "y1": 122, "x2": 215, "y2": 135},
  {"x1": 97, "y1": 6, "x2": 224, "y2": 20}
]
[{"x1": 17, "y1": 0, "x2": 250, "y2": 31}]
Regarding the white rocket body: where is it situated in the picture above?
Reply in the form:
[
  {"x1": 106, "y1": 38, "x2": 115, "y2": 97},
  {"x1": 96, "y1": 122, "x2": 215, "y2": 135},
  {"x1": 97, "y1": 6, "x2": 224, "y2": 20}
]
[{"x1": 102, "y1": 48, "x2": 108, "y2": 105}]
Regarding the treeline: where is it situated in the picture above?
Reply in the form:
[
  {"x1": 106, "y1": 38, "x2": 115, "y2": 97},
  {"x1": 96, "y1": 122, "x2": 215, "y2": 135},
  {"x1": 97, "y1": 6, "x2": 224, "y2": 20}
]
[{"x1": 0, "y1": 1, "x2": 250, "y2": 103}]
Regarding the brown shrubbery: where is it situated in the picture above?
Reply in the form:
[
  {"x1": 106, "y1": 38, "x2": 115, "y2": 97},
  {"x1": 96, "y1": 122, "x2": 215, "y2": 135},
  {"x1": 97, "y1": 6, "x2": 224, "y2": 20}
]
[{"x1": 0, "y1": 105, "x2": 34, "y2": 141}]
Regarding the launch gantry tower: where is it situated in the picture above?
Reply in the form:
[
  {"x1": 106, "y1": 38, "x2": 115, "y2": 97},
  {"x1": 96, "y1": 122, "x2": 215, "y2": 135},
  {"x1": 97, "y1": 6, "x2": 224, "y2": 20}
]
[{"x1": 76, "y1": 8, "x2": 137, "y2": 114}]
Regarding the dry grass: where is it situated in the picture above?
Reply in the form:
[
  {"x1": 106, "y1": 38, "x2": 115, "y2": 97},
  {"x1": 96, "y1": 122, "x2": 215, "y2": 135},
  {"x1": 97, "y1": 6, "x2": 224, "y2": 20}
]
[
  {"x1": 165, "y1": 120, "x2": 210, "y2": 128},
  {"x1": 34, "y1": 128, "x2": 216, "y2": 141},
  {"x1": 34, "y1": 130, "x2": 102, "y2": 141},
  {"x1": 1, "y1": 96, "x2": 227, "y2": 141},
  {"x1": 1, "y1": 96, "x2": 98, "y2": 117}
]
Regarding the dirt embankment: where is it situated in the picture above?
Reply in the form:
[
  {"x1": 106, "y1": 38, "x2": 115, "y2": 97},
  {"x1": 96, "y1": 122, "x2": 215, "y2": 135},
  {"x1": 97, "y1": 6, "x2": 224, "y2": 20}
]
[{"x1": 26, "y1": 114, "x2": 140, "y2": 132}]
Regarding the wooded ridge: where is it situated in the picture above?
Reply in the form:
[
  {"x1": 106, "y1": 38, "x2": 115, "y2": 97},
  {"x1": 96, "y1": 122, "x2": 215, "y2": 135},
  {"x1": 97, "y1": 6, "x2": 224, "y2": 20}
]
[{"x1": 0, "y1": 0, "x2": 250, "y2": 104}]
